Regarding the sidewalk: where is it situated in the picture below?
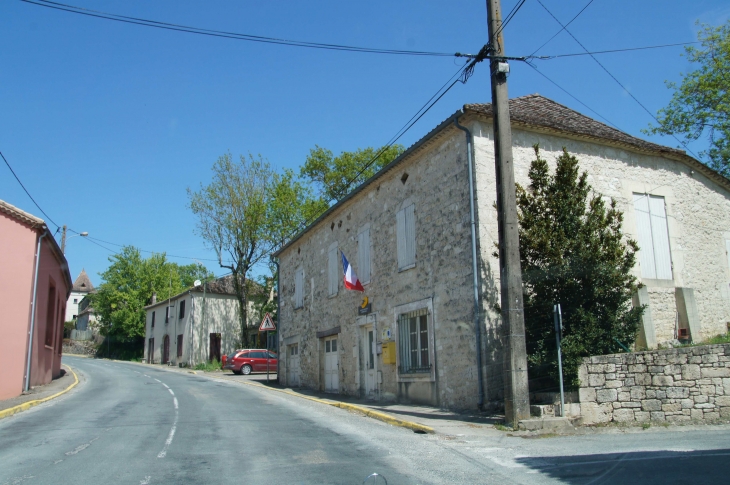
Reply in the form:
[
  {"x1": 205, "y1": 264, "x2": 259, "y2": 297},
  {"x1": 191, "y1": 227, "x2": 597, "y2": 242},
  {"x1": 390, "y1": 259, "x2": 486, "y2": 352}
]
[{"x1": 0, "y1": 365, "x2": 78, "y2": 418}]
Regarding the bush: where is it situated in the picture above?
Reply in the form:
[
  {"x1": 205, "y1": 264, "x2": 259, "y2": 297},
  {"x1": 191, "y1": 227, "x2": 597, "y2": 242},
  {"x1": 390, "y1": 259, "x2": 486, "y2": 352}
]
[{"x1": 193, "y1": 359, "x2": 221, "y2": 372}]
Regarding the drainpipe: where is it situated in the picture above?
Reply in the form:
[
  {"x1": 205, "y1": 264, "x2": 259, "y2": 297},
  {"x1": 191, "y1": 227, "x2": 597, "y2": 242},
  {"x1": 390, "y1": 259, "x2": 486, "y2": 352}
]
[
  {"x1": 25, "y1": 229, "x2": 48, "y2": 392},
  {"x1": 270, "y1": 255, "x2": 280, "y2": 380},
  {"x1": 454, "y1": 116, "x2": 485, "y2": 410},
  {"x1": 189, "y1": 291, "x2": 194, "y2": 368}
]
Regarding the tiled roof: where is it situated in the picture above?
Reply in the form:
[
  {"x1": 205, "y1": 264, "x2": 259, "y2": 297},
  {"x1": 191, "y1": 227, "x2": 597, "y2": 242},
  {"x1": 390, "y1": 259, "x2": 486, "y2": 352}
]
[
  {"x1": 464, "y1": 94, "x2": 685, "y2": 158},
  {"x1": 0, "y1": 199, "x2": 45, "y2": 229},
  {"x1": 72, "y1": 269, "x2": 95, "y2": 292}
]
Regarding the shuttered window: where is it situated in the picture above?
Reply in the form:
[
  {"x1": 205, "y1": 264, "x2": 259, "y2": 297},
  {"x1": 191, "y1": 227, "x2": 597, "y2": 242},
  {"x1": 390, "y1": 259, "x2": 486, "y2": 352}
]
[
  {"x1": 294, "y1": 267, "x2": 304, "y2": 309},
  {"x1": 358, "y1": 228, "x2": 371, "y2": 284},
  {"x1": 328, "y1": 244, "x2": 339, "y2": 296},
  {"x1": 633, "y1": 194, "x2": 673, "y2": 280},
  {"x1": 397, "y1": 204, "x2": 416, "y2": 270},
  {"x1": 397, "y1": 308, "x2": 430, "y2": 374},
  {"x1": 179, "y1": 300, "x2": 185, "y2": 319},
  {"x1": 726, "y1": 239, "x2": 730, "y2": 273}
]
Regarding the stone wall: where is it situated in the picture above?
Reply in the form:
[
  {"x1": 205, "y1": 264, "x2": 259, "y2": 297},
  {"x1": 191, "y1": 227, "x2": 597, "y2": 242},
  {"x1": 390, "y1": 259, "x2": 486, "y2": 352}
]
[{"x1": 579, "y1": 344, "x2": 730, "y2": 424}]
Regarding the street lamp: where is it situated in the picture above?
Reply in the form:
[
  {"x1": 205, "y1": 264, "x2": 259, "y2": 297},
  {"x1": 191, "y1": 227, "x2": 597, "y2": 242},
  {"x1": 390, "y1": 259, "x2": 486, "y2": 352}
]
[{"x1": 61, "y1": 229, "x2": 88, "y2": 254}]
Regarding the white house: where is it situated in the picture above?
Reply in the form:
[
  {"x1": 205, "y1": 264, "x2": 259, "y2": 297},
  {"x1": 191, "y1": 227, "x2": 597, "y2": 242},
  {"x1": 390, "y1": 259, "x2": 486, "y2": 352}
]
[
  {"x1": 65, "y1": 269, "x2": 94, "y2": 322},
  {"x1": 273, "y1": 94, "x2": 730, "y2": 411}
]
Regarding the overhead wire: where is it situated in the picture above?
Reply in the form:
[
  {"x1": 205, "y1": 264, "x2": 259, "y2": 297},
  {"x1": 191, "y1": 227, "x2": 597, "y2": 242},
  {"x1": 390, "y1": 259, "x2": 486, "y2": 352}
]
[
  {"x1": 541, "y1": 41, "x2": 701, "y2": 59},
  {"x1": 529, "y1": 0, "x2": 595, "y2": 57},
  {"x1": 20, "y1": 0, "x2": 458, "y2": 58},
  {"x1": 0, "y1": 150, "x2": 60, "y2": 229}
]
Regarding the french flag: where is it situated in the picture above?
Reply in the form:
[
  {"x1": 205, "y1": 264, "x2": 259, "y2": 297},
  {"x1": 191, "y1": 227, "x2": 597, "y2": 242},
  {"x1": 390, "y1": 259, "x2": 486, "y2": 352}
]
[{"x1": 341, "y1": 252, "x2": 365, "y2": 292}]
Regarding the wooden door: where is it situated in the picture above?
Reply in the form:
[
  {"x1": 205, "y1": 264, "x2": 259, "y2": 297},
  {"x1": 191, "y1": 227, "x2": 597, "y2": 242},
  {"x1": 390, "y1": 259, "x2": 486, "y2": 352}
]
[
  {"x1": 362, "y1": 326, "x2": 376, "y2": 399},
  {"x1": 287, "y1": 344, "x2": 300, "y2": 387},
  {"x1": 209, "y1": 333, "x2": 221, "y2": 362},
  {"x1": 324, "y1": 336, "x2": 339, "y2": 393},
  {"x1": 162, "y1": 335, "x2": 170, "y2": 364},
  {"x1": 148, "y1": 338, "x2": 154, "y2": 364}
]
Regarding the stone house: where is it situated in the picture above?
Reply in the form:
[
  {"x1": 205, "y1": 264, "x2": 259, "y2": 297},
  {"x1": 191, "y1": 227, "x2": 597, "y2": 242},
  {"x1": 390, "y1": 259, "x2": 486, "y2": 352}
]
[{"x1": 273, "y1": 94, "x2": 730, "y2": 410}]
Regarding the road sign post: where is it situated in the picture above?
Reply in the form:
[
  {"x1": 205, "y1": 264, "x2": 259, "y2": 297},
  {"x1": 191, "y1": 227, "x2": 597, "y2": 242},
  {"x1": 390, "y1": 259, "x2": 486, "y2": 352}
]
[{"x1": 259, "y1": 313, "x2": 276, "y2": 383}]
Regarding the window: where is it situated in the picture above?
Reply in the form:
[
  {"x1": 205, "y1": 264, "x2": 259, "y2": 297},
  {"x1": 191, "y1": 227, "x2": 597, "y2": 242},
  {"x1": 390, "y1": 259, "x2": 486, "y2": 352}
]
[
  {"x1": 396, "y1": 204, "x2": 416, "y2": 270},
  {"x1": 165, "y1": 306, "x2": 170, "y2": 324},
  {"x1": 633, "y1": 194, "x2": 672, "y2": 280},
  {"x1": 358, "y1": 228, "x2": 371, "y2": 284},
  {"x1": 294, "y1": 267, "x2": 304, "y2": 309},
  {"x1": 152, "y1": 311, "x2": 156, "y2": 328},
  {"x1": 44, "y1": 283, "x2": 57, "y2": 347},
  {"x1": 73, "y1": 298, "x2": 78, "y2": 304},
  {"x1": 179, "y1": 300, "x2": 186, "y2": 319},
  {"x1": 397, "y1": 308, "x2": 430, "y2": 374},
  {"x1": 328, "y1": 244, "x2": 339, "y2": 297},
  {"x1": 177, "y1": 334, "x2": 183, "y2": 357},
  {"x1": 289, "y1": 343, "x2": 299, "y2": 356}
]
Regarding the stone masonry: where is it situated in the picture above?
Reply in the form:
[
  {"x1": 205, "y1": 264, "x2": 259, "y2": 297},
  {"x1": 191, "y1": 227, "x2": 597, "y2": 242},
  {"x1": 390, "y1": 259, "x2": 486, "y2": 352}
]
[{"x1": 579, "y1": 344, "x2": 730, "y2": 424}]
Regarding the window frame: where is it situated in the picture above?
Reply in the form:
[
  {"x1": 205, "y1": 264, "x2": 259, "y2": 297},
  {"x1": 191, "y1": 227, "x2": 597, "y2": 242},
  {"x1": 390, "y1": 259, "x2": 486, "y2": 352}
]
[
  {"x1": 393, "y1": 297, "x2": 435, "y2": 382},
  {"x1": 179, "y1": 300, "x2": 186, "y2": 319}
]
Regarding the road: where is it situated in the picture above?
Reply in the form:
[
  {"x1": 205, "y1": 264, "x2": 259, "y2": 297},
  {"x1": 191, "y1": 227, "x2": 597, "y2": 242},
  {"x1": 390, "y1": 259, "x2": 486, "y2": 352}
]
[{"x1": 2, "y1": 356, "x2": 730, "y2": 484}]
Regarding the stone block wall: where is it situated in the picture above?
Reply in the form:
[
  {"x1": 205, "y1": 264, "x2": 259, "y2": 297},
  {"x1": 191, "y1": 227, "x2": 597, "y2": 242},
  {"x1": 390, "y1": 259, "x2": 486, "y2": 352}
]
[{"x1": 579, "y1": 344, "x2": 730, "y2": 424}]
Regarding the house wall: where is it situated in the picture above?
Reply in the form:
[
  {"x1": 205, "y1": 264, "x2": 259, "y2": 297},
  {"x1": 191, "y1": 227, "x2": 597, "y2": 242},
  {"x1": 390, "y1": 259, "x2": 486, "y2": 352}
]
[
  {"x1": 471, "y1": 120, "x2": 730, "y2": 359},
  {"x1": 278, "y1": 128, "x2": 482, "y2": 409},
  {"x1": 65, "y1": 290, "x2": 89, "y2": 321},
  {"x1": 0, "y1": 213, "x2": 37, "y2": 400}
]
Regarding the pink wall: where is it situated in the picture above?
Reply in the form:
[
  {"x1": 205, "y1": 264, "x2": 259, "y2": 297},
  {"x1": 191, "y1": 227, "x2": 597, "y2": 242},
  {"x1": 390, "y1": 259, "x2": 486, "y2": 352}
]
[{"x1": 0, "y1": 212, "x2": 71, "y2": 400}]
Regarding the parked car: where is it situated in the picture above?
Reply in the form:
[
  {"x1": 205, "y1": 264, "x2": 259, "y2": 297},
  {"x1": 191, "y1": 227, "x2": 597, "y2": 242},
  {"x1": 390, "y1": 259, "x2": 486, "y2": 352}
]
[{"x1": 223, "y1": 349, "x2": 277, "y2": 375}]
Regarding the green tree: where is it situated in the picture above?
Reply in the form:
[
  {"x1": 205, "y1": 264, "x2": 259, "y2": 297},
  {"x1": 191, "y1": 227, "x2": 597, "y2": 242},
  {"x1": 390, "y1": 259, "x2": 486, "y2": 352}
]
[
  {"x1": 301, "y1": 144, "x2": 404, "y2": 203},
  {"x1": 188, "y1": 153, "x2": 279, "y2": 349},
  {"x1": 516, "y1": 146, "x2": 644, "y2": 387},
  {"x1": 645, "y1": 22, "x2": 730, "y2": 176}
]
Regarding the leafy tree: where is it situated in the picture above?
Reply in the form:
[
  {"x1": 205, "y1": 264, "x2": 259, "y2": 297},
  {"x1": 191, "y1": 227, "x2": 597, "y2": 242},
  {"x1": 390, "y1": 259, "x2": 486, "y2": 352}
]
[
  {"x1": 301, "y1": 144, "x2": 404, "y2": 203},
  {"x1": 645, "y1": 22, "x2": 730, "y2": 176},
  {"x1": 93, "y1": 247, "x2": 211, "y2": 341},
  {"x1": 516, "y1": 146, "x2": 644, "y2": 388},
  {"x1": 188, "y1": 153, "x2": 280, "y2": 349}
]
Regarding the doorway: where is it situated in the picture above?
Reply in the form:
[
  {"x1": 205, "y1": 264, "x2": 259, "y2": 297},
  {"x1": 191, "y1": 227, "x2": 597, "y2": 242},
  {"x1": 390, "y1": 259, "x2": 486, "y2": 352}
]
[
  {"x1": 324, "y1": 335, "x2": 339, "y2": 393},
  {"x1": 209, "y1": 333, "x2": 221, "y2": 362},
  {"x1": 362, "y1": 325, "x2": 377, "y2": 399},
  {"x1": 148, "y1": 338, "x2": 154, "y2": 364},
  {"x1": 162, "y1": 335, "x2": 170, "y2": 364},
  {"x1": 287, "y1": 343, "x2": 300, "y2": 387}
]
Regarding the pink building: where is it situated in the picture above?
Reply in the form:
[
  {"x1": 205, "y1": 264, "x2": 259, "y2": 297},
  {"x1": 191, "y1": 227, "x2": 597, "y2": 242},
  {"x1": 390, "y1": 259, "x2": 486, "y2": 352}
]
[{"x1": 0, "y1": 199, "x2": 72, "y2": 400}]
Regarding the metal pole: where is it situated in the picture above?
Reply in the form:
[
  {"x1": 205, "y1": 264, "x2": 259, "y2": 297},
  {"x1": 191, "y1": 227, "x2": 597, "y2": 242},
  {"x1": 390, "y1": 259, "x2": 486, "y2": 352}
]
[
  {"x1": 554, "y1": 304, "x2": 565, "y2": 417},
  {"x1": 486, "y1": 0, "x2": 530, "y2": 426},
  {"x1": 60, "y1": 225, "x2": 67, "y2": 254},
  {"x1": 266, "y1": 331, "x2": 270, "y2": 384}
]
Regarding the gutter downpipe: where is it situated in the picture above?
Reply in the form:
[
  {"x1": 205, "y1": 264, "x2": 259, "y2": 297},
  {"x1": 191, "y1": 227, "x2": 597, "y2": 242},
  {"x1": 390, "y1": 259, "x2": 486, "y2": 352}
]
[
  {"x1": 25, "y1": 229, "x2": 47, "y2": 392},
  {"x1": 454, "y1": 116, "x2": 485, "y2": 410},
  {"x1": 270, "y1": 254, "x2": 280, "y2": 381}
]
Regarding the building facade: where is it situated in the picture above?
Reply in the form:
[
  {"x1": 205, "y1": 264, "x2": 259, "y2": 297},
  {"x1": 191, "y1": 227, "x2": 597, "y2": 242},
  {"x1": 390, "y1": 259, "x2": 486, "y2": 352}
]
[
  {"x1": 274, "y1": 95, "x2": 730, "y2": 410},
  {"x1": 0, "y1": 199, "x2": 72, "y2": 400},
  {"x1": 65, "y1": 269, "x2": 94, "y2": 322}
]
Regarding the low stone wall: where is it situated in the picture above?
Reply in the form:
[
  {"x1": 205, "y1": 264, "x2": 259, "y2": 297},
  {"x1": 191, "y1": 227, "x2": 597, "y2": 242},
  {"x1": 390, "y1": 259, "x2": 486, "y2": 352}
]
[{"x1": 578, "y1": 344, "x2": 730, "y2": 425}]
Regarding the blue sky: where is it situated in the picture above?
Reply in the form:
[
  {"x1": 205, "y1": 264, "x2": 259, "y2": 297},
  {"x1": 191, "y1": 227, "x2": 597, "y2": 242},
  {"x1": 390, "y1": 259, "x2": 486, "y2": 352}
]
[{"x1": 2, "y1": 0, "x2": 729, "y2": 286}]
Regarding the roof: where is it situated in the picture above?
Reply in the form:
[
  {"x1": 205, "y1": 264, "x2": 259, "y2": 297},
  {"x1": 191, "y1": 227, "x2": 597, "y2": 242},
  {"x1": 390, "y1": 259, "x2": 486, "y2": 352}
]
[
  {"x1": 72, "y1": 269, "x2": 94, "y2": 292},
  {"x1": 143, "y1": 274, "x2": 243, "y2": 310},
  {"x1": 274, "y1": 94, "x2": 730, "y2": 257},
  {"x1": 0, "y1": 199, "x2": 45, "y2": 229}
]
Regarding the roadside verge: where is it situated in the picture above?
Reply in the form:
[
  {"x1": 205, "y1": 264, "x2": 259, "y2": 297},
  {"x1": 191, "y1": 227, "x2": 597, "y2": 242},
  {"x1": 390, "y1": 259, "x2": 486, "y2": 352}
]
[{"x1": 0, "y1": 366, "x2": 79, "y2": 420}]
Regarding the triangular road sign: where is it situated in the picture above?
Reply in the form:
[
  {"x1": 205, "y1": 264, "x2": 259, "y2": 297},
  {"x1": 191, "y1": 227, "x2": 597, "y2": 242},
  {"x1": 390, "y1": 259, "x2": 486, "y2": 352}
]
[{"x1": 259, "y1": 312, "x2": 276, "y2": 331}]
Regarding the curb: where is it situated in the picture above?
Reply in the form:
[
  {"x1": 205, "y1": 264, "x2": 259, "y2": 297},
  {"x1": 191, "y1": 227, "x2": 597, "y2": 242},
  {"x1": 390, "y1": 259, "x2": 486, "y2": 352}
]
[{"x1": 0, "y1": 366, "x2": 79, "y2": 420}]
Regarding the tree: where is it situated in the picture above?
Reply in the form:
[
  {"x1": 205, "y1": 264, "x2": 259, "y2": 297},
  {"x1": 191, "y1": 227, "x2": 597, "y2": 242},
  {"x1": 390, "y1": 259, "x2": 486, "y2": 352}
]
[
  {"x1": 188, "y1": 153, "x2": 278, "y2": 349},
  {"x1": 645, "y1": 22, "x2": 730, "y2": 177},
  {"x1": 301, "y1": 144, "x2": 404, "y2": 203},
  {"x1": 93, "y1": 246, "x2": 210, "y2": 344},
  {"x1": 516, "y1": 146, "x2": 644, "y2": 387}
]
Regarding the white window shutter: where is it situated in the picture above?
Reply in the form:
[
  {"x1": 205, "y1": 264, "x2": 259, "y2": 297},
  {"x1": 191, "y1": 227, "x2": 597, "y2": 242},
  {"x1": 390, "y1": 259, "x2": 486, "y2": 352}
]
[
  {"x1": 726, "y1": 239, "x2": 730, "y2": 273},
  {"x1": 328, "y1": 245, "x2": 338, "y2": 296},
  {"x1": 633, "y1": 194, "x2": 657, "y2": 279},
  {"x1": 397, "y1": 208, "x2": 406, "y2": 269},
  {"x1": 295, "y1": 268, "x2": 303, "y2": 308},
  {"x1": 649, "y1": 196, "x2": 672, "y2": 280},
  {"x1": 405, "y1": 204, "x2": 416, "y2": 266},
  {"x1": 358, "y1": 229, "x2": 371, "y2": 284}
]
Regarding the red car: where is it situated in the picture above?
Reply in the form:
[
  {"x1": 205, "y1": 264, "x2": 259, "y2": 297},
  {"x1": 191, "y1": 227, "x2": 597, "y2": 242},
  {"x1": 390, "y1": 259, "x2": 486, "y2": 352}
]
[{"x1": 223, "y1": 349, "x2": 277, "y2": 375}]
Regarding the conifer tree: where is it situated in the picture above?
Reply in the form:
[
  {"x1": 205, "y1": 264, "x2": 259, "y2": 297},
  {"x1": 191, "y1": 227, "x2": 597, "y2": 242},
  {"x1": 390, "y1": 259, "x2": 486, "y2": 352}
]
[{"x1": 516, "y1": 146, "x2": 644, "y2": 387}]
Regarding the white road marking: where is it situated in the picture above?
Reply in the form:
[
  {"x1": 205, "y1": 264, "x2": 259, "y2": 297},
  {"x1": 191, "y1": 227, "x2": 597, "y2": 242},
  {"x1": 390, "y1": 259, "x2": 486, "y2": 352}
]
[
  {"x1": 173, "y1": 397, "x2": 178, "y2": 409},
  {"x1": 156, "y1": 379, "x2": 178, "y2": 459},
  {"x1": 53, "y1": 460, "x2": 63, "y2": 464},
  {"x1": 65, "y1": 437, "x2": 99, "y2": 456},
  {"x1": 140, "y1": 476, "x2": 151, "y2": 484},
  {"x1": 144, "y1": 375, "x2": 151, "y2": 378},
  {"x1": 162, "y1": 383, "x2": 169, "y2": 389},
  {"x1": 168, "y1": 389, "x2": 174, "y2": 396},
  {"x1": 154, "y1": 379, "x2": 161, "y2": 383}
]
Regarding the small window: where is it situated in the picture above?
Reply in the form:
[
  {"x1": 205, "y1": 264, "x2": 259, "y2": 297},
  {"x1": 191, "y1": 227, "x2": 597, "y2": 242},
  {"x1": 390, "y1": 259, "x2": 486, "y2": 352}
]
[
  {"x1": 73, "y1": 298, "x2": 78, "y2": 304},
  {"x1": 179, "y1": 300, "x2": 186, "y2": 319},
  {"x1": 326, "y1": 340, "x2": 331, "y2": 353},
  {"x1": 397, "y1": 308, "x2": 430, "y2": 374},
  {"x1": 295, "y1": 267, "x2": 304, "y2": 309},
  {"x1": 331, "y1": 338, "x2": 337, "y2": 352},
  {"x1": 396, "y1": 204, "x2": 416, "y2": 270},
  {"x1": 152, "y1": 311, "x2": 156, "y2": 328},
  {"x1": 165, "y1": 306, "x2": 170, "y2": 324},
  {"x1": 290, "y1": 343, "x2": 299, "y2": 356}
]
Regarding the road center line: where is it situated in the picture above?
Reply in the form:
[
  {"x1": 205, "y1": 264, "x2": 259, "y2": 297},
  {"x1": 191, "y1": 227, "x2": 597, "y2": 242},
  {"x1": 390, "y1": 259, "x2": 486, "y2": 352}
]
[
  {"x1": 168, "y1": 389, "x2": 174, "y2": 396},
  {"x1": 162, "y1": 383, "x2": 169, "y2": 389},
  {"x1": 157, "y1": 409, "x2": 178, "y2": 459},
  {"x1": 154, "y1": 378, "x2": 161, "y2": 383},
  {"x1": 173, "y1": 397, "x2": 178, "y2": 409}
]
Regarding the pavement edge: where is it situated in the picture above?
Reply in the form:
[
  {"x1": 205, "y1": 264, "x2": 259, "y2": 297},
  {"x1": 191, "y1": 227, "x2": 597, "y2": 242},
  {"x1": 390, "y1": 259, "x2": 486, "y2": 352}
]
[{"x1": 0, "y1": 366, "x2": 79, "y2": 420}]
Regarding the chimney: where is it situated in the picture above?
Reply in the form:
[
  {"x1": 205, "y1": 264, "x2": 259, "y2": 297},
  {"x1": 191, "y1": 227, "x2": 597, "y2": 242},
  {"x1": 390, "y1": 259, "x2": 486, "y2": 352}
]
[{"x1": 151, "y1": 292, "x2": 157, "y2": 305}]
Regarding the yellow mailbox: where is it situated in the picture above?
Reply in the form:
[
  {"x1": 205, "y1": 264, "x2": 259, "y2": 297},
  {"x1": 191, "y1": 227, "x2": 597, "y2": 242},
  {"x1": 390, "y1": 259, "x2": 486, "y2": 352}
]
[{"x1": 381, "y1": 341, "x2": 396, "y2": 365}]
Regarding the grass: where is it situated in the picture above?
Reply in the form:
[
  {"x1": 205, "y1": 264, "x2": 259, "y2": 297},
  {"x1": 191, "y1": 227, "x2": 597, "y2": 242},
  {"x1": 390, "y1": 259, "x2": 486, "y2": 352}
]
[
  {"x1": 494, "y1": 422, "x2": 515, "y2": 432},
  {"x1": 193, "y1": 359, "x2": 221, "y2": 372}
]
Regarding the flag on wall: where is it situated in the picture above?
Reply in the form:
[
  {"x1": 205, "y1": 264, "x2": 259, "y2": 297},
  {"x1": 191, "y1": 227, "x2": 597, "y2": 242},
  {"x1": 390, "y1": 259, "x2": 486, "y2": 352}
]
[{"x1": 341, "y1": 251, "x2": 365, "y2": 292}]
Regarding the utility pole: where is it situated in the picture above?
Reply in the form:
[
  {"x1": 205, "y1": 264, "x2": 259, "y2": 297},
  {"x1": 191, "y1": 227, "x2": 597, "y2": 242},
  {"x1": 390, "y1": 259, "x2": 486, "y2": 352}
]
[
  {"x1": 60, "y1": 225, "x2": 67, "y2": 253},
  {"x1": 486, "y1": 0, "x2": 530, "y2": 426}
]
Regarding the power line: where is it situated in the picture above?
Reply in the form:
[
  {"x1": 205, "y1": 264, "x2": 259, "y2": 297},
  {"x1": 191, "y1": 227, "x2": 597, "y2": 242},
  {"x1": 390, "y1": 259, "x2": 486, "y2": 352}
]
[
  {"x1": 492, "y1": 0, "x2": 528, "y2": 43},
  {"x1": 529, "y1": 0, "x2": 595, "y2": 57},
  {"x1": 20, "y1": 0, "x2": 457, "y2": 58},
  {"x1": 0, "y1": 150, "x2": 60, "y2": 229},
  {"x1": 535, "y1": 0, "x2": 701, "y2": 160},
  {"x1": 540, "y1": 41, "x2": 701, "y2": 59}
]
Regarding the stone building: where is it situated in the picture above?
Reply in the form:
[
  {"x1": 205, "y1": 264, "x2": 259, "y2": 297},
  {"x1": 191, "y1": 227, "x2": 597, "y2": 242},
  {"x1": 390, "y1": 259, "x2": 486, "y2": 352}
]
[{"x1": 273, "y1": 94, "x2": 730, "y2": 410}]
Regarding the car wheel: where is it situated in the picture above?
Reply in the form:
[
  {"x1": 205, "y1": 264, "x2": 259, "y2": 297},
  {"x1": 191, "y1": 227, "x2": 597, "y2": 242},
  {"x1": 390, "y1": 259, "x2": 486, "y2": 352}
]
[
  {"x1": 241, "y1": 364, "x2": 252, "y2": 375},
  {"x1": 232, "y1": 369, "x2": 242, "y2": 375}
]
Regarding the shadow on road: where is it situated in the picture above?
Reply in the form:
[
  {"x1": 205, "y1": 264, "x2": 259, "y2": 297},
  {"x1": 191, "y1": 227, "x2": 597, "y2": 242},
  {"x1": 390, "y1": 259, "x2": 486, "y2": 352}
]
[{"x1": 517, "y1": 448, "x2": 730, "y2": 484}]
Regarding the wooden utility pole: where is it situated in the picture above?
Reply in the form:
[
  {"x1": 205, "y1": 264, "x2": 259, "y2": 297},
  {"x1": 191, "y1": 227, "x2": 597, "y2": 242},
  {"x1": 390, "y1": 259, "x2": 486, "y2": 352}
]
[
  {"x1": 486, "y1": 0, "x2": 530, "y2": 426},
  {"x1": 60, "y1": 224, "x2": 67, "y2": 254}
]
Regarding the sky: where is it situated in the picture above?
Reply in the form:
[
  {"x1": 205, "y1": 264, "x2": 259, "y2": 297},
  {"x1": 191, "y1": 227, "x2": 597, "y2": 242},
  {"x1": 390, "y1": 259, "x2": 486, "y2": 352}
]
[{"x1": 2, "y1": 0, "x2": 729, "y2": 286}]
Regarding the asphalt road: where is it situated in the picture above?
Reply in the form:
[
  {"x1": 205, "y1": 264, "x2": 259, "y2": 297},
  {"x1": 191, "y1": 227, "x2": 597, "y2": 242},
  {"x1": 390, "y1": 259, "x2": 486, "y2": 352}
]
[{"x1": 2, "y1": 357, "x2": 730, "y2": 484}]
